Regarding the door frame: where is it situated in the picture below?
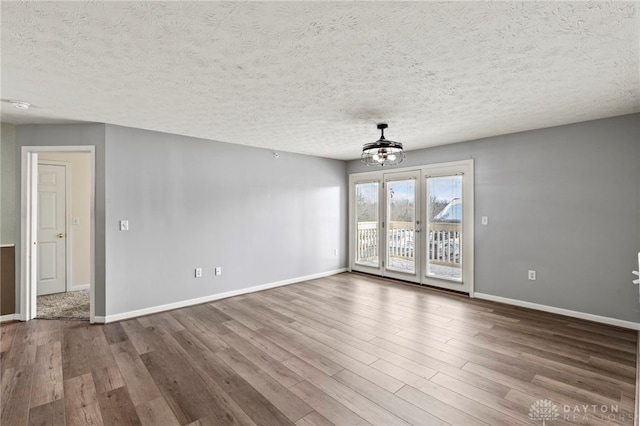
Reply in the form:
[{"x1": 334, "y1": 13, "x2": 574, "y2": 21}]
[
  {"x1": 20, "y1": 146, "x2": 96, "y2": 322},
  {"x1": 37, "y1": 160, "x2": 71, "y2": 293},
  {"x1": 349, "y1": 159, "x2": 474, "y2": 296},
  {"x1": 421, "y1": 160, "x2": 474, "y2": 294}
]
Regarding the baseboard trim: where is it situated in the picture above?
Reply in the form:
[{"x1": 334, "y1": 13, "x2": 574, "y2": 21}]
[
  {"x1": 474, "y1": 293, "x2": 640, "y2": 331},
  {"x1": 0, "y1": 313, "x2": 20, "y2": 322},
  {"x1": 91, "y1": 316, "x2": 105, "y2": 324},
  {"x1": 70, "y1": 284, "x2": 90, "y2": 291},
  {"x1": 99, "y1": 268, "x2": 348, "y2": 324}
]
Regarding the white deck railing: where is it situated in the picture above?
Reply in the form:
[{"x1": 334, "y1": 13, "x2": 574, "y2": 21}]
[
  {"x1": 356, "y1": 221, "x2": 461, "y2": 269},
  {"x1": 428, "y1": 222, "x2": 461, "y2": 267},
  {"x1": 356, "y1": 222, "x2": 378, "y2": 265}
]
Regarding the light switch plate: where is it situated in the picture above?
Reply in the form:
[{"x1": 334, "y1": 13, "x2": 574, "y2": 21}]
[
  {"x1": 119, "y1": 220, "x2": 129, "y2": 231},
  {"x1": 481, "y1": 216, "x2": 488, "y2": 225}
]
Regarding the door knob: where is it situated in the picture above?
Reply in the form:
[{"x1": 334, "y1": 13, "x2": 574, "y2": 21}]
[{"x1": 58, "y1": 233, "x2": 65, "y2": 238}]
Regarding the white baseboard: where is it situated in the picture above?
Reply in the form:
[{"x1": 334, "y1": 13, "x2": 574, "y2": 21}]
[
  {"x1": 99, "y1": 268, "x2": 348, "y2": 324},
  {"x1": 0, "y1": 313, "x2": 20, "y2": 322},
  {"x1": 70, "y1": 284, "x2": 90, "y2": 291},
  {"x1": 474, "y1": 292, "x2": 640, "y2": 331}
]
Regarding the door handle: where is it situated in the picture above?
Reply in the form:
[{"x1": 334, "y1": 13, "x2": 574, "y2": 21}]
[{"x1": 58, "y1": 233, "x2": 65, "y2": 238}]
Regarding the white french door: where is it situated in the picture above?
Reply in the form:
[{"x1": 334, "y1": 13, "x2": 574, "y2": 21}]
[
  {"x1": 353, "y1": 180, "x2": 381, "y2": 271},
  {"x1": 384, "y1": 171, "x2": 420, "y2": 283},
  {"x1": 351, "y1": 170, "x2": 422, "y2": 284},
  {"x1": 421, "y1": 162, "x2": 474, "y2": 293},
  {"x1": 350, "y1": 160, "x2": 474, "y2": 294}
]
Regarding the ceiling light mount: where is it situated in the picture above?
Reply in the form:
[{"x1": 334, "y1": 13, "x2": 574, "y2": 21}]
[
  {"x1": 361, "y1": 123, "x2": 405, "y2": 166},
  {"x1": 10, "y1": 100, "x2": 31, "y2": 110}
]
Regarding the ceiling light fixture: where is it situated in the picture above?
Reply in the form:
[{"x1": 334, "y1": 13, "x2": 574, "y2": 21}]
[
  {"x1": 361, "y1": 123, "x2": 404, "y2": 166},
  {"x1": 10, "y1": 100, "x2": 31, "y2": 110}
]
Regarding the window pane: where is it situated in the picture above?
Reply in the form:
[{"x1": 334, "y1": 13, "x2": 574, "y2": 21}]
[
  {"x1": 427, "y1": 176, "x2": 462, "y2": 281},
  {"x1": 387, "y1": 179, "x2": 415, "y2": 274},
  {"x1": 355, "y1": 182, "x2": 379, "y2": 267}
]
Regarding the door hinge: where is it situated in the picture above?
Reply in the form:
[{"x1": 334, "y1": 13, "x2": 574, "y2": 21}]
[{"x1": 382, "y1": 221, "x2": 385, "y2": 228}]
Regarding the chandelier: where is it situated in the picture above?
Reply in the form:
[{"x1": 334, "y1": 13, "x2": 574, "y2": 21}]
[{"x1": 361, "y1": 123, "x2": 404, "y2": 166}]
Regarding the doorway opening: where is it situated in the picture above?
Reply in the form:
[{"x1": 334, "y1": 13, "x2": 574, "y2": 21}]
[
  {"x1": 20, "y1": 146, "x2": 95, "y2": 322},
  {"x1": 349, "y1": 160, "x2": 474, "y2": 294}
]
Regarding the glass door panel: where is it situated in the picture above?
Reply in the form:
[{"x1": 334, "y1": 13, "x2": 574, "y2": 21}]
[
  {"x1": 355, "y1": 182, "x2": 380, "y2": 268},
  {"x1": 385, "y1": 174, "x2": 419, "y2": 281},
  {"x1": 426, "y1": 176, "x2": 462, "y2": 281}
]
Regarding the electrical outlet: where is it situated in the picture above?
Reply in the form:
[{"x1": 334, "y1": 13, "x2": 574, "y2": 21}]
[
  {"x1": 215, "y1": 267, "x2": 221, "y2": 276},
  {"x1": 195, "y1": 268, "x2": 202, "y2": 278},
  {"x1": 528, "y1": 270, "x2": 536, "y2": 280},
  {"x1": 333, "y1": 248, "x2": 338, "y2": 256}
]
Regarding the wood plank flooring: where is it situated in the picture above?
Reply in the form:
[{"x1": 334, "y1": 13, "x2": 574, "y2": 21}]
[{"x1": 1, "y1": 272, "x2": 637, "y2": 425}]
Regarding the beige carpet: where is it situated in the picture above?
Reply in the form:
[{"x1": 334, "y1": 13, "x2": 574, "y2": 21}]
[{"x1": 36, "y1": 289, "x2": 89, "y2": 320}]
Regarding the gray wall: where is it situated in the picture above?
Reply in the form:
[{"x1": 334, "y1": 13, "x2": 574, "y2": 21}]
[
  {"x1": 15, "y1": 124, "x2": 107, "y2": 316},
  {"x1": 349, "y1": 113, "x2": 640, "y2": 323},
  {"x1": 103, "y1": 125, "x2": 347, "y2": 316},
  {"x1": 1, "y1": 124, "x2": 17, "y2": 245},
  {"x1": 14, "y1": 123, "x2": 347, "y2": 318}
]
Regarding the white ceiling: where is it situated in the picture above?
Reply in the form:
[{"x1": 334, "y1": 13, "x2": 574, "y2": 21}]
[{"x1": 2, "y1": 2, "x2": 638, "y2": 160}]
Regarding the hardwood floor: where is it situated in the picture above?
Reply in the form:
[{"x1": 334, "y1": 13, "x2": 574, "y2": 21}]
[{"x1": 1, "y1": 272, "x2": 637, "y2": 425}]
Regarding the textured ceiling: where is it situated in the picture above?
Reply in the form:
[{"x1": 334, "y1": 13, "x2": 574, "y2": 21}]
[{"x1": 2, "y1": 2, "x2": 638, "y2": 160}]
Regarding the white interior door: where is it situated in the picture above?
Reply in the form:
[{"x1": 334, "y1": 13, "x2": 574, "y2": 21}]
[{"x1": 37, "y1": 163, "x2": 67, "y2": 296}]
